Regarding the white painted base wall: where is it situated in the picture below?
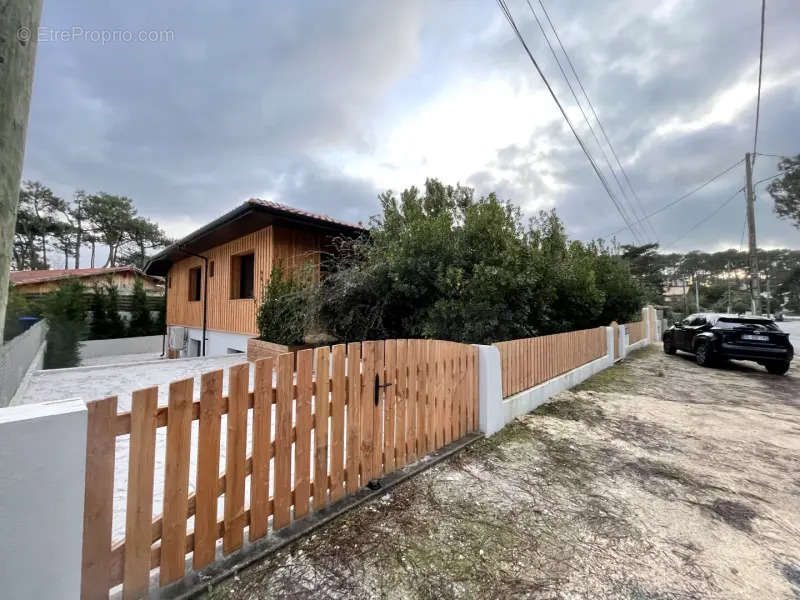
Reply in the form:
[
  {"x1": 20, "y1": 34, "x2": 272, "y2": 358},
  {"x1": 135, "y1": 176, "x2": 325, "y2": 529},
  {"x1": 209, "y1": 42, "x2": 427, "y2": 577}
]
[
  {"x1": 80, "y1": 334, "x2": 163, "y2": 360},
  {"x1": 0, "y1": 399, "x2": 87, "y2": 599},
  {"x1": 183, "y1": 328, "x2": 251, "y2": 357}
]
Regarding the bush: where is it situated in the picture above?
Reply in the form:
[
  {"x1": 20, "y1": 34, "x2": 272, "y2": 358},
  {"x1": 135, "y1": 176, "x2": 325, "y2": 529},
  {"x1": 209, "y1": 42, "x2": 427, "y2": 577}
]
[
  {"x1": 313, "y1": 180, "x2": 644, "y2": 344},
  {"x1": 43, "y1": 281, "x2": 88, "y2": 368},
  {"x1": 128, "y1": 279, "x2": 153, "y2": 337},
  {"x1": 256, "y1": 264, "x2": 313, "y2": 345},
  {"x1": 3, "y1": 285, "x2": 43, "y2": 342},
  {"x1": 89, "y1": 280, "x2": 127, "y2": 339}
]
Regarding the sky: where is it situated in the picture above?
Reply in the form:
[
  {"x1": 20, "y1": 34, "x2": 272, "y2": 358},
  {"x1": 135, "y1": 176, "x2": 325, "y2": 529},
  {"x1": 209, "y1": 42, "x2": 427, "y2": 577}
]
[{"x1": 21, "y1": 0, "x2": 800, "y2": 265}]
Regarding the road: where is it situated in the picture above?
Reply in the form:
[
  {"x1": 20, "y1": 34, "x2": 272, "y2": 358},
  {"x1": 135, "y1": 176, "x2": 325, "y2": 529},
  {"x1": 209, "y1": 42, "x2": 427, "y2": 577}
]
[
  {"x1": 780, "y1": 319, "x2": 800, "y2": 351},
  {"x1": 206, "y1": 345, "x2": 800, "y2": 599}
]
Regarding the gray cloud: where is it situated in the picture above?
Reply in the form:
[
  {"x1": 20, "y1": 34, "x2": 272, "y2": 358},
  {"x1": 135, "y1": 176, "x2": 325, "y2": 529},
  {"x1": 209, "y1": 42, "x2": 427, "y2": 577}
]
[{"x1": 22, "y1": 0, "x2": 800, "y2": 253}]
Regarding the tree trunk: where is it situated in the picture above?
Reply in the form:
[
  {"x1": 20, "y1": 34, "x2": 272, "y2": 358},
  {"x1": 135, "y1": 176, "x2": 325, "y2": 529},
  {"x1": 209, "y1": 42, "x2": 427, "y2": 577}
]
[
  {"x1": 0, "y1": 0, "x2": 43, "y2": 342},
  {"x1": 90, "y1": 240, "x2": 96, "y2": 267},
  {"x1": 74, "y1": 199, "x2": 81, "y2": 268}
]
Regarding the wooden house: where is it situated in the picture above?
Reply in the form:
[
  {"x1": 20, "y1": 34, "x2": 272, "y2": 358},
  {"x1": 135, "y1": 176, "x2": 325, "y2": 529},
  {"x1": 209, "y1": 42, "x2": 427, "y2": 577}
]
[
  {"x1": 9, "y1": 266, "x2": 163, "y2": 297},
  {"x1": 144, "y1": 199, "x2": 365, "y2": 356}
]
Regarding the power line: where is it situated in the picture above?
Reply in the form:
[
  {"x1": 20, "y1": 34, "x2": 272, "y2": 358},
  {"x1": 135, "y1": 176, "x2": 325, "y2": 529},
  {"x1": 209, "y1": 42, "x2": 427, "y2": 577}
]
[
  {"x1": 662, "y1": 187, "x2": 744, "y2": 250},
  {"x1": 495, "y1": 0, "x2": 643, "y2": 244},
  {"x1": 752, "y1": 0, "x2": 766, "y2": 166},
  {"x1": 605, "y1": 158, "x2": 744, "y2": 237},
  {"x1": 536, "y1": 0, "x2": 658, "y2": 241},
  {"x1": 524, "y1": 0, "x2": 650, "y2": 243}
]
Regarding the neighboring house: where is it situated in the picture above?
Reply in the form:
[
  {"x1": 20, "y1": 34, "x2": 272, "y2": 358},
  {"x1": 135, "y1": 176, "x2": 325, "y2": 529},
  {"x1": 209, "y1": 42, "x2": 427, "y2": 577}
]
[
  {"x1": 10, "y1": 266, "x2": 163, "y2": 296},
  {"x1": 144, "y1": 199, "x2": 365, "y2": 357}
]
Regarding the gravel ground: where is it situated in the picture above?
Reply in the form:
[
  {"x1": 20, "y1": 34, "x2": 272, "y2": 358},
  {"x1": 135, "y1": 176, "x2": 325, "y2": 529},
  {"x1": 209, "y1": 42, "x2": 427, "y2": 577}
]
[{"x1": 205, "y1": 345, "x2": 800, "y2": 600}]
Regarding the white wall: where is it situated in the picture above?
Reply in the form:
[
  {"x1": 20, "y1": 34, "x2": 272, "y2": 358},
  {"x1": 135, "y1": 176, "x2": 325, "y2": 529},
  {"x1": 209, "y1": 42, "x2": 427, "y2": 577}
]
[
  {"x1": 0, "y1": 399, "x2": 87, "y2": 599},
  {"x1": 79, "y1": 334, "x2": 164, "y2": 359},
  {"x1": 183, "y1": 327, "x2": 250, "y2": 357},
  {"x1": 0, "y1": 319, "x2": 48, "y2": 407}
]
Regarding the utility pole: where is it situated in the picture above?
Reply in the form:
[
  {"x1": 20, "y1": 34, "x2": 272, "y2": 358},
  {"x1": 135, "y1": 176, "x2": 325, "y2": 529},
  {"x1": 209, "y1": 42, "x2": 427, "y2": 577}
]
[
  {"x1": 0, "y1": 0, "x2": 43, "y2": 342},
  {"x1": 745, "y1": 152, "x2": 762, "y2": 315},
  {"x1": 695, "y1": 273, "x2": 700, "y2": 312}
]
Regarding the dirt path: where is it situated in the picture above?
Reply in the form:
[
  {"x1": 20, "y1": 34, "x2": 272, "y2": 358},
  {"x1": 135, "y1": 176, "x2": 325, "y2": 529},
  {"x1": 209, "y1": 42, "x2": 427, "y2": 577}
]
[{"x1": 205, "y1": 346, "x2": 800, "y2": 599}]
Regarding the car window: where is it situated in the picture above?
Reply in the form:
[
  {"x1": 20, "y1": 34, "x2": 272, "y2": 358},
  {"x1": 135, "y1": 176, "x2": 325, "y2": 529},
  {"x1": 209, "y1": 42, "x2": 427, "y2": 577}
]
[
  {"x1": 716, "y1": 318, "x2": 778, "y2": 331},
  {"x1": 691, "y1": 316, "x2": 707, "y2": 326}
]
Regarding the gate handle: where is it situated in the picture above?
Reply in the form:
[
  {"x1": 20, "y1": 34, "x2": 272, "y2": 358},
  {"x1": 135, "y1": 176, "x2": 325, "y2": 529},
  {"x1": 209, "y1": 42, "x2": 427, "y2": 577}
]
[{"x1": 374, "y1": 374, "x2": 392, "y2": 406}]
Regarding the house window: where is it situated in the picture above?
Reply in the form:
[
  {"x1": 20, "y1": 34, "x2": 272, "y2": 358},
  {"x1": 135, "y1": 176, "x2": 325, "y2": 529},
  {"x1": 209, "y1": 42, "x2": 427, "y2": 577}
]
[
  {"x1": 168, "y1": 275, "x2": 172, "y2": 288},
  {"x1": 209, "y1": 260, "x2": 215, "y2": 278},
  {"x1": 188, "y1": 266, "x2": 202, "y2": 302},
  {"x1": 231, "y1": 252, "x2": 255, "y2": 299}
]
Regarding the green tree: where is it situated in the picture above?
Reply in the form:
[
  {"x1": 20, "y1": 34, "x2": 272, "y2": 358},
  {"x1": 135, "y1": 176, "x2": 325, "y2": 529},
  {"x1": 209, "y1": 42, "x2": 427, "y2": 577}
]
[
  {"x1": 106, "y1": 284, "x2": 127, "y2": 338},
  {"x1": 43, "y1": 281, "x2": 87, "y2": 368},
  {"x1": 127, "y1": 279, "x2": 153, "y2": 337},
  {"x1": 88, "y1": 284, "x2": 110, "y2": 339},
  {"x1": 257, "y1": 264, "x2": 313, "y2": 345},
  {"x1": 83, "y1": 193, "x2": 136, "y2": 267},
  {"x1": 768, "y1": 154, "x2": 800, "y2": 228}
]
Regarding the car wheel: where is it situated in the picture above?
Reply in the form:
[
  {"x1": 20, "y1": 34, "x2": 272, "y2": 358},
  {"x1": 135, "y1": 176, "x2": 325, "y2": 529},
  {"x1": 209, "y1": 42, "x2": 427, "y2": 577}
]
[
  {"x1": 765, "y1": 361, "x2": 790, "y2": 375},
  {"x1": 695, "y1": 341, "x2": 715, "y2": 367},
  {"x1": 663, "y1": 339, "x2": 676, "y2": 355}
]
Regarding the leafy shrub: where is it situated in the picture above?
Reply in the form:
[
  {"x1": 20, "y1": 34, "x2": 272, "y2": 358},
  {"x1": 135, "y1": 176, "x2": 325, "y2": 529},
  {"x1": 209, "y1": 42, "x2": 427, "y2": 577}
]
[
  {"x1": 314, "y1": 179, "x2": 644, "y2": 344},
  {"x1": 89, "y1": 280, "x2": 127, "y2": 339},
  {"x1": 256, "y1": 264, "x2": 313, "y2": 346},
  {"x1": 43, "y1": 281, "x2": 88, "y2": 368},
  {"x1": 3, "y1": 285, "x2": 43, "y2": 342},
  {"x1": 127, "y1": 279, "x2": 153, "y2": 337}
]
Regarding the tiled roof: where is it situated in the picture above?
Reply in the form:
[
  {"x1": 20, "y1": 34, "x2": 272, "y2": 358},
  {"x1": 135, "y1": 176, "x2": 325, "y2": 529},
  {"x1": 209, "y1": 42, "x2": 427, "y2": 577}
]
[
  {"x1": 9, "y1": 266, "x2": 153, "y2": 286},
  {"x1": 247, "y1": 198, "x2": 366, "y2": 231}
]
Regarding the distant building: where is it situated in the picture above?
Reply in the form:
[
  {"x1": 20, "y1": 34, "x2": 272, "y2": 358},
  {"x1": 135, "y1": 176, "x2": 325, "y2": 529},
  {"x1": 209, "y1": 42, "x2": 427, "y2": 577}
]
[{"x1": 9, "y1": 266, "x2": 163, "y2": 296}]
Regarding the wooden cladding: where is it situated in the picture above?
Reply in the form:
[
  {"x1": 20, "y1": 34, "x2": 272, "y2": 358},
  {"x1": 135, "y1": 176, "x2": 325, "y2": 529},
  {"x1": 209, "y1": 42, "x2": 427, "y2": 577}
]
[
  {"x1": 80, "y1": 339, "x2": 479, "y2": 599},
  {"x1": 166, "y1": 225, "x2": 323, "y2": 335},
  {"x1": 494, "y1": 327, "x2": 607, "y2": 398}
]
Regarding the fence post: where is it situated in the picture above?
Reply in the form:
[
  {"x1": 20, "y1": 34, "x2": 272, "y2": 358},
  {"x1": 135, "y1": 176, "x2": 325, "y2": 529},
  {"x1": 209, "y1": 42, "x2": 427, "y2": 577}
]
[
  {"x1": 474, "y1": 344, "x2": 503, "y2": 437},
  {"x1": 642, "y1": 307, "x2": 650, "y2": 343},
  {"x1": 0, "y1": 399, "x2": 87, "y2": 599},
  {"x1": 605, "y1": 327, "x2": 615, "y2": 364},
  {"x1": 619, "y1": 325, "x2": 628, "y2": 359}
]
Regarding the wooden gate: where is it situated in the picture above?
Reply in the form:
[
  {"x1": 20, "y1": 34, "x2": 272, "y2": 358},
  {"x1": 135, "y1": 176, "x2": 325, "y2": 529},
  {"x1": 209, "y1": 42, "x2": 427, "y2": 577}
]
[{"x1": 80, "y1": 339, "x2": 478, "y2": 599}]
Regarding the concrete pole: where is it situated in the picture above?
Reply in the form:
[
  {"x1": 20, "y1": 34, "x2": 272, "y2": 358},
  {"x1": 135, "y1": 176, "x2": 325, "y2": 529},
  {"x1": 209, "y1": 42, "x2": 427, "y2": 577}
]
[
  {"x1": 0, "y1": 0, "x2": 43, "y2": 342},
  {"x1": 745, "y1": 152, "x2": 762, "y2": 315}
]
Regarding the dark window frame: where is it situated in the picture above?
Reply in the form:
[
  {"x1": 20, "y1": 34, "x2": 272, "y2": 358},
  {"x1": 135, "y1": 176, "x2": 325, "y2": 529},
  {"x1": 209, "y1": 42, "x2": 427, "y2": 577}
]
[
  {"x1": 188, "y1": 266, "x2": 202, "y2": 302},
  {"x1": 230, "y1": 251, "x2": 255, "y2": 300}
]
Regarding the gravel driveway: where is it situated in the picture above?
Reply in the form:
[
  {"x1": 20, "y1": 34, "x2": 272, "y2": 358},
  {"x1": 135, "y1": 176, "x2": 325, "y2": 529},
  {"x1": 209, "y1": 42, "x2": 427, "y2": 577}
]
[{"x1": 206, "y1": 345, "x2": 800, "y2": 599}]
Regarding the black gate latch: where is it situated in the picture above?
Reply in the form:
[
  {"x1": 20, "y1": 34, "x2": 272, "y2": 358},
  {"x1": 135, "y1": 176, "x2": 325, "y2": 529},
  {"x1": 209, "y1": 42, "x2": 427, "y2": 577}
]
[{"x1": 374, "y1": 374, "x2": 392, "y2": 406}]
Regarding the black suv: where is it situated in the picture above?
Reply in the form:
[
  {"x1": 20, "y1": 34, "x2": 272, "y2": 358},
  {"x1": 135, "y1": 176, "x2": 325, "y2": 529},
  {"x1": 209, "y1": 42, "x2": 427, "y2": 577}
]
[{"x1": 662, "y1": 313, "x2": 794, "y2": 375}]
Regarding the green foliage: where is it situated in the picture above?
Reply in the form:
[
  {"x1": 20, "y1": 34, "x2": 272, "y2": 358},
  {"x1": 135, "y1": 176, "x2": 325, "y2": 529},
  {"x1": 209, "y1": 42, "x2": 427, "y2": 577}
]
[
  {"x1": 768, "y1": 154, "x2": 800, "y2": 229},
  {"x1": 128, "y1": 279, "x2": 153, "y2": 337},
  {"x1": 257, "y1": 264, "x2": 313, "y2": 345},
  {"x1": 3, "y1": 286, "x2": 44, "y2": 342},
  {"x1": 43, "y1": 281, "x2": 88, "y2": 369},
  {"x1": 88, "y1": 280, "x2": 127, "y2": 339},
  {"x1": 313, "y1": 180, "x2": 644, "y2": 344}
]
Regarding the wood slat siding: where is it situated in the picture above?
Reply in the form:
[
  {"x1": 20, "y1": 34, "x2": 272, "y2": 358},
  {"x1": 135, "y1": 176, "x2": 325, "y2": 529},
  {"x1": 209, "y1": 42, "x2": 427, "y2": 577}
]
[
  {"x1": 166, "y1": 225, "x2": 323, "y2": 335},
  {"x1": 81, "y1": 340, "x2": 479, "y2": 599},
  {"x1": 494, "y1": 326, "x2": 608, "y2": 398}
]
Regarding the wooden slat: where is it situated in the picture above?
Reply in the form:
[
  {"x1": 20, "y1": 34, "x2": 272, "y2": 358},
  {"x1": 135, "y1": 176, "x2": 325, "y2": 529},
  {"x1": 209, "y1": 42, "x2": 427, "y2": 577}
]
[
  {"x1": 472, "y1": 347, "x2": 479, "y2": 431},
  {"x1": 423, "y1": 341, "x2": 433, "y2": 454},
  {"x1": 360, "y1": 341, "x2": 376, "y2": 482},
  {"x1": 81, "y1": 396, "x2": 117, "y2": 600},
  {"x1": 160, "y1": 378, "x2": 194, "y2": 585},
  {"x1": 395, "y1": 340, "x2": 408, "y2": 468},
  {"x1": 273, "y1": 353, "x2": 294, "y2": 530},
  {"x1": 123, "y1": 387, "x2": 158, "y2": 600},
  {"x1": 329, "y1": 344, "x2": 346, "y2": 502},
  {"x1": 223, "y1": 363, "x2": 249, "y2": 554},
  {"x1": 294, "y1": 349, "x2": 313, "y2": 519},
  {"x1": 313, "y1": 346, "x2": 330, "y2": 511},
  {"x1": 250, "y1": 358, "x2": 273, "y2": 542},
  {"x1": 383, "y1": 339, "x2": 396, "y2": 474},
  {"x1": 444, "y1": 345, "x2": 453, "y2": 446},
  {"x1": 345, "y1": 342, "x2": 361, "y2": 494},
  {"x1": 406, "y1": 340, "x2": 418, "y2": 462},
  {"x1": 193, "y1": 370, "x2": 223, "y2": 569},
  {"x1": 373, "y1": 341, "x2": 385, "y2": 476}
]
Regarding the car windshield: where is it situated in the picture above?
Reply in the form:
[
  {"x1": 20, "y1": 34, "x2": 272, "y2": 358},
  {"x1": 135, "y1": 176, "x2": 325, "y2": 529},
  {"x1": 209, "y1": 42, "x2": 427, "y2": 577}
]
[{"x1": 715, "y1": 318, "x2": 778, "y2": 331}]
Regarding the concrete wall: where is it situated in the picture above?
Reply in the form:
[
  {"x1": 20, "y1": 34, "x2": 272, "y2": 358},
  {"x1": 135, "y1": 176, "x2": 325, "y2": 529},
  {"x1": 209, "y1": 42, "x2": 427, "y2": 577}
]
[
  {"x1": 79, "y1": 334, "x2": 163, "y2": 360},
  {"x1": 183, "y1": 327, "x2": 250, "y2": 357},
  {"x1": 0, "y1": 319, "x2": 48, "y2": 407},
  {"x1": 0, "y1": 399, "x2": 87, "y2": 599}
]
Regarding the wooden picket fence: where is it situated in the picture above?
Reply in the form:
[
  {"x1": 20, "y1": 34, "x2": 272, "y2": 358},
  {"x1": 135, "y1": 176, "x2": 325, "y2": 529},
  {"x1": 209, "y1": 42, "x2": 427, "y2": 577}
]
[
  {"x1": 494, "y1": 327, "x2": 607, "y2": 398},
  {"x1": 625, "y1": 321, "x2": 645, "y2": 345},
  {"x1": 80, "y1": 339, "x2": 478, "y2": 599}
]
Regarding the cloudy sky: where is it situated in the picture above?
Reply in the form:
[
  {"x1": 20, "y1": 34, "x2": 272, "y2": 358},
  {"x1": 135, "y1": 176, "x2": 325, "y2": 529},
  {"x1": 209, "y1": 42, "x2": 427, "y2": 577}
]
[{"x1": 22, "y1": 0, "x2": 800, "y2": 260}]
